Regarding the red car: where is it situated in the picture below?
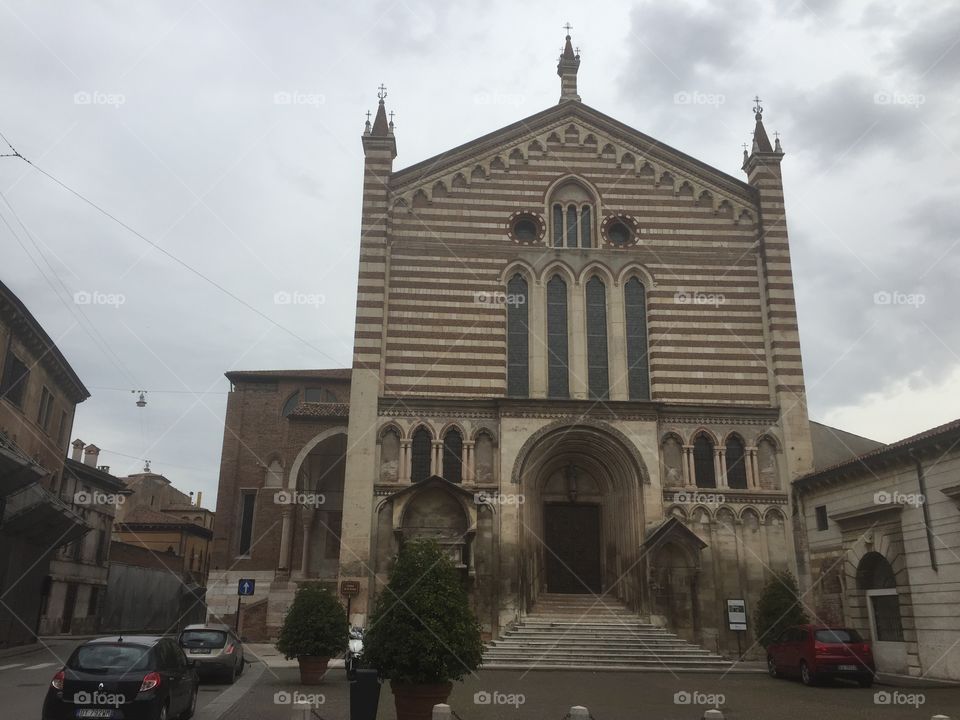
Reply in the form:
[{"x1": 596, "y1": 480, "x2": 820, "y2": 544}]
[{"x1": 767, "y1": 625, "x2": 875, "y2": 687}]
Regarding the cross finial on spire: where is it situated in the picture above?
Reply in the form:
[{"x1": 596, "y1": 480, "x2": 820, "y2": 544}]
[
  {"x1": 563, "y1": 22, "x2": 573, "y2": 35},
  {"x1": 377, "y1": 83, "x2": 387, "y2": 101},
  {"x1": 742, "y1": 142, "x2": 748, "y2": 151},
  {"x1": 366, "y1": 110, "x2": 371, "y2": 122},
  {"x1": 753, "y1": 95, "x2": 763, "y2": 116},
  {"x1": 773, "y1": 131, "x2": 780, "y2": 139}
]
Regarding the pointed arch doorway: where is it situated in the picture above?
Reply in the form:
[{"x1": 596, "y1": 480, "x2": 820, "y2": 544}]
[{"x1": 515, "y1": 421, "x2": 648, "y2": 609}]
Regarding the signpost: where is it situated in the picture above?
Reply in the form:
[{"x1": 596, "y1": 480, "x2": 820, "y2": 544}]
[
  {"x1": 340, "y1": 580, "x2": 360, "y2": 621},
  {"x1": 236, "y1": 579, "x2": 255, "y2": 631},
  {"x1": 726, "y1": 598, "x2": 747, "y2": 659}
]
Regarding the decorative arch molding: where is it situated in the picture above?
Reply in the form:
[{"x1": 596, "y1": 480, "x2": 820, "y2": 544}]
[
  {"x1": 615, "y1": 263, "x2": 657, "y2": 289},
  {"x1": 739, "y1": 506, "x2": 762, "y2": 523},
  {"x1": 287, "y1": 426, "x2": 349, "y2": 489},
  {"x1": 690, "y1": 426, "x2": 721, "y2": 445},
  {"x1": 763, "y1": 507, "x2": 786, "y2": 525},
  {"x1": 723, "y1": 430, "x2": 748, "y2": 445},
  {"x1": 538, "y1": 259, "x2": 579, "y2": 286},
  {"x1": 577, "y1": 260, "x2": 616, "y2": 286},
  {"x1": 437, "y1": 421, "x2": 468, "y2": 439},
  {"x1": 541, "y1": 172, "x2": 603, "y2": 208},
  {"x1": 510, "y1": 418, "x2": 651, "y2": 485},
  {"x1": 472, "y1": 426, "x2": 499, "y2": 444},
  {"x1": 754, "y1": 432, "x2": 782, "y2": 450},
  {"x1": 500, "y1": 259, "x2": 537, "y2": 284},
  {"x1": 660, "y1": 430, "x2": 686, "y2": 446},
  {"x1": 377, "y1": 422, "x2": 405, "y2": 442}
]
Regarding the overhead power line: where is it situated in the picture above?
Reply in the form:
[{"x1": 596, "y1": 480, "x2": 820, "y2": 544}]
[{"x1": 0, "y1": 132, "x2": 342, "y2": 366}]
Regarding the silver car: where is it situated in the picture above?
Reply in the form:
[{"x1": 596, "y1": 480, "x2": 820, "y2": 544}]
[{"x1": 178, "y1": 623, "x2": 245, "y2": 683}]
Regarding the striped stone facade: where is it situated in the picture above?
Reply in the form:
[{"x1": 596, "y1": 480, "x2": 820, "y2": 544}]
[{"x1": 208, "y1": 44, "x2": 815, "y2": 659}]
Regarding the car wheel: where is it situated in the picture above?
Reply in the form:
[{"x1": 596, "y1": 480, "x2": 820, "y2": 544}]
[
  {"x1": 767, "y1": 656, "x2": 780, "y2": 678},
  {"x1": 181, "y1": 688, "x2": 198, "y2": 720},
  {"x1": 237, "y1": 658, "x2": 244, "y2": 676},
  {"x1": 225, "y1": 662, "x2": 237, "y2": 685},
  {"x1": 800, "y1": 660, "x2": 816, "y2": 686},
  {"x1": 157, "y1": 702, "x2": 169, "y2": 720}
]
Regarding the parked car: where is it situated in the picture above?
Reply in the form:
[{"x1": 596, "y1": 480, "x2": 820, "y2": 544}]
[
  {"x1": 42, "y1": 635, "x2": 198, "y2": 720},
  {"x1": 767, "y1": 625, "x2": 875, "y2": 687},
  {"x1": 178, "y1": 623, "x2": 245, "y2": 683}
]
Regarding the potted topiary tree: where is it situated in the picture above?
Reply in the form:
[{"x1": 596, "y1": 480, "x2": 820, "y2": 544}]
[
  {"x1": 276, "y1": 584, "x2": 349, "y2": 685},
  {"x1": 363, "y1": 539, "x2": 483, "y2": 720}
]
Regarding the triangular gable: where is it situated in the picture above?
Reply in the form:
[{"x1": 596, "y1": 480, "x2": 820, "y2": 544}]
[
  {"x1": 389, "y1": 102, "x2": 755, "y2": 212},
  {"x1": 644, "y1": 515, "x2": 708, "y2": 551}
]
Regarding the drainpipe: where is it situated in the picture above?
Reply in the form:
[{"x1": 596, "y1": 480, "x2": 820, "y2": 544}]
[{"x1": 909, "y1": 449, "x2": 937, "y2": 571}]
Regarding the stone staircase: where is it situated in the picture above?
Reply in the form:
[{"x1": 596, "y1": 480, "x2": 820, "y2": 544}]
[{"x1": 482, "y1": 594, "x2": 734, "y2": 672}]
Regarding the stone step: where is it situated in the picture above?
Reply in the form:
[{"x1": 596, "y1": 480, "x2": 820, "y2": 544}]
[
  {"x1": 482, "y1": 656, "x2": 732, "y2": 667},
  {"x1": 491, "y1": 641, "x2": 709, "y2": 651}
]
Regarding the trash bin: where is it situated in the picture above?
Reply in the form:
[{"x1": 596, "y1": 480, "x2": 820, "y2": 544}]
[{"x1": 349, "y1": 668, "x2": 381, "y2": 720}]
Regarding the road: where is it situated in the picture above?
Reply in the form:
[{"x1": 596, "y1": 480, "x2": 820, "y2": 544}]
[
  {"x1": 0, "y1": 638, "x2": 260, "y2": 720},
  {"x1": 5, "y1": 642, "x2": 957, "y2": 720}
]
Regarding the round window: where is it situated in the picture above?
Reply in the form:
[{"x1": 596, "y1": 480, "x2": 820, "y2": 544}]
[
  {"x1": 607, "y1": 220, "x2": 632, "y2": 246},
  {"x1": 513, "y1": 218, "x2": 538, "y2": 240},
  {"x1": 508, "y1": 212, "x2": 543, "y2": 243}
]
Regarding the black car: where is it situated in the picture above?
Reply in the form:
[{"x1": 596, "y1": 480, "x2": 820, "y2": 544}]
[{"x1": 42, "y1": 636, "x2": 198, "y2": 720}]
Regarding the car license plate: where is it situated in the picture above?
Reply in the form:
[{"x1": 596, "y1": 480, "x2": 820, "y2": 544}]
[
  {"x1": 191, "y1": 648, "x2": 212, "y2": 654},
  {"x1": 838, "y1": 664, "x2": 858, "y2": 671},
  {"x1": 76, "y1": 710, "x2": 114, "y2": 718}
]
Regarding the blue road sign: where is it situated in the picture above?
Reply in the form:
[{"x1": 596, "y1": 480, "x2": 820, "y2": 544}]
[{"x1": 238, "y1": 579, "x2": 256, "y2": 596}]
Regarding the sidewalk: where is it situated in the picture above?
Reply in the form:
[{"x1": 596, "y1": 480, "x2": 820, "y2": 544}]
[{"x1": 244, "y1": 643, "x2": 345, "y2": 670}]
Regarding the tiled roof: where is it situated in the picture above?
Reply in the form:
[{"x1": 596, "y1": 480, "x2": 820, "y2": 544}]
[
  {"x1": 289, "y1": 402, "x2": 350, "y2": 418},
  {"x1": 796, "y1": 417, "x2": 960, "y2": 485}
]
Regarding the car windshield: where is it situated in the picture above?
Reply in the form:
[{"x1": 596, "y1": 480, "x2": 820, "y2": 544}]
[
  {"x1": 69, "y1": 644, "x2": 152, "y2": 673},
  {"x1": 816, "y1": 629, "x2": 863, "y2": 643},
  {"x1": 180, "y1": 630, "x2": 228, "y2": 648}
]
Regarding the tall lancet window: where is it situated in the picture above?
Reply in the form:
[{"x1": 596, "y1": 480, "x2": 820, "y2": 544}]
[
  {"x1": 693, "y1": 433, "x2": 716, "y2": 488},
  {"x1": 442, "y1": 428, "x2": 463, "y2": 483},
  {"x1": 506, "y1": 273, "x2": 529, "y2": 397},
  {"x1": 411, "y1": 426, "x2": 432, "y2": 482},
  {"x1": 549, "y1": 180, "x2": 595, "y2": 249},
  {"x1": 585, "y1": 277, "x2": 609, "y2": 399},
  {"x1": 725, "y1": 436, "x2": 748, "y2": 489},
  {"x1": 547, "y1": 275, "x2": 570, "y2": 398},
  {"x1": 624, "y1": 277, "x2": 650, "y2": 400}
]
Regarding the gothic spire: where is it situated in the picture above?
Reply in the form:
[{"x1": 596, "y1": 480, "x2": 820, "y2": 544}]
[
  {"x1": 369, "y1": 83, "x2": 391, "y2": 137},
  {"x1": 751, "y1": 95, "x2": 773, "y2": 153},
  {"x1": 557, "y1": 23, "x2": 581, "y2": 103}
]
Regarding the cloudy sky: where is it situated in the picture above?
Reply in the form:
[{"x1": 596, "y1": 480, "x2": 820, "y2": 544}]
[{"x1": 1, "y1": 0, "x2": 957, "y2": 505}]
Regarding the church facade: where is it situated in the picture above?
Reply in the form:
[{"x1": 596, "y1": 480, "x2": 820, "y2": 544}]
[{"x1": 208, "y1": 35, "x2": 814, "y2": 658}]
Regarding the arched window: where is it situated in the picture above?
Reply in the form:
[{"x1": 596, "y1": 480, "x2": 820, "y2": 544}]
[
  {"x1": 725, "y1": 436, "x2": 748, "y2": 489},
  {"x1": 442, "y1": 428, "x2": 463, "y2": 483},
  {"x1": 585, "y1": 277, "x2": 609, "y2": 400},
  {"x1": 552, "y1": 205, "x2": 563, "y2": 247},
  {"x1": 547, "y1": 275, "x2": 569, "y2": 398},
  {"x1": 580, "y1": 205, "x2": 592, "y2": 248},
  {"x1": 281, "y1": 391, "x2": 300, "y2": 417},
  {"x1": 566, "y1": 205, "x2": 578, "y2": 247},
  {"x1": 857, "y1": 552, "x2": 904, "y2": 642},
  {"x1": 549, "y1": 180, "x2": 595, "y2": 249},
  {"x1": 693, "y1": 433, "x2": 716, "y2": 488},
  {"x1": 506, "y1": 273, "x2": 529, "y2": 397},
  {"x1": 624, "y1": 278, "x2": 650, "y2": 400},
  {"x1": 410, "y1": 427, "x2": 432, "y2": 482}
]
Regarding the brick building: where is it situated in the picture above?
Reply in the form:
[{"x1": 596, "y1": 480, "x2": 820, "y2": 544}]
[{"x1": 210, "y1": 35, "x2": 825, "y2": 657}]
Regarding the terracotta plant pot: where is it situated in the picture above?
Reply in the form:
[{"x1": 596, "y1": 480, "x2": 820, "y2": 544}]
[
  {"x1": 297, "y1": 656, "x2": 330, "y2": 685},
  {"x1": 390, "y1": 681, "x2": 453, "y2": 720}
]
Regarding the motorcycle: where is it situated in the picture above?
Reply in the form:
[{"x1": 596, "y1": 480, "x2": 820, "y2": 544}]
[{"x1": 345, "y1": 626, "x2": 364, "y2": 679}]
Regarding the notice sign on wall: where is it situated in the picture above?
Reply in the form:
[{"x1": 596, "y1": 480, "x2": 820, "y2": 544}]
[{"x1": 727, "y1": 599, "x2": 747, "y2": 631}]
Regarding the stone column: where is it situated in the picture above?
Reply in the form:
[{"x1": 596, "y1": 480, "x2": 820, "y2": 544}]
[
  {"x1": 530, "y1": 279, "x2": 547, "y2": 398},
  {"x1": 608, "y1": 283, "x2": 629, "y2": 401},
  {"x1": 431, "y1": 441, "x2": 442, "y2": 476},
  {"x1": 683, "y1": 445, "x2": 695, "y2": 487},
  {"x1": 569, "y1": 281, "x2": 588, "y2": 399},
  {"x1": 746, "y1": 447, "x2": 759, "y2": 489},
  {"x1": 299, "y1": 508, "x2": 315, "y2": 577},
  {"x1": 713, "y1": 448, "x2": 723, "y2": 490},
  {"x1": 278, "y1": 507, "x2": 293, "y2": 570},
  {"x1": 463, "y1": 441, "x2": 475, "y2": 483},
  {"x1": 717, "y1": 448, "x2": 728, "y2": 489},
  {"x1": 400, "y1": 440, "x2": 411, "y2": 481}
]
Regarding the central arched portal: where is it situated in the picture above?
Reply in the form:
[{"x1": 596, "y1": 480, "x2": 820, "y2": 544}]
[{"x1": 516, "y1": 423, "x2": 647, "y2": 611}]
